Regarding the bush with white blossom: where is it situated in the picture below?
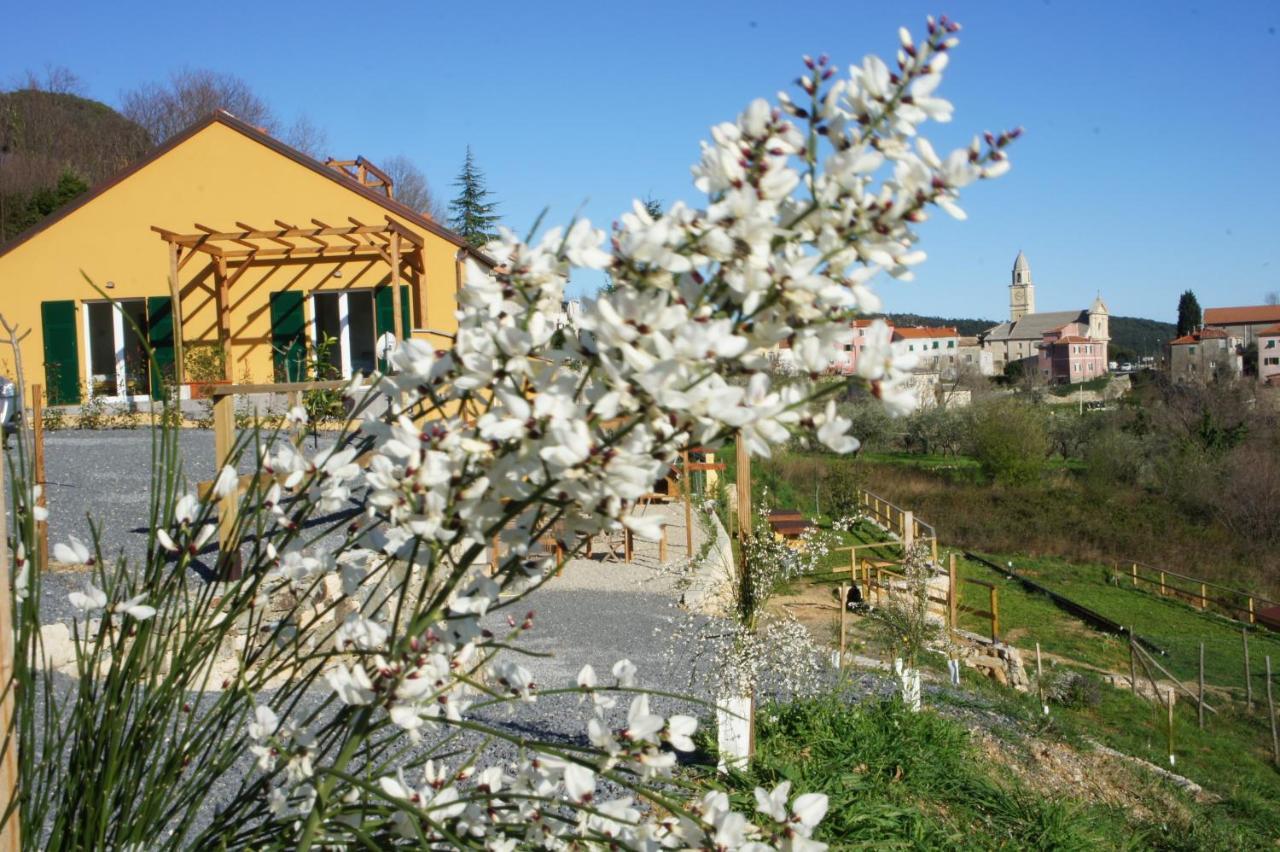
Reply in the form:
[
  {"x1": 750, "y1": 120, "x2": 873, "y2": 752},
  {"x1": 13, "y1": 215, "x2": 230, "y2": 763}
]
[{"x1": 3, "y1": 15, "x2": 1014, "y2": 849}]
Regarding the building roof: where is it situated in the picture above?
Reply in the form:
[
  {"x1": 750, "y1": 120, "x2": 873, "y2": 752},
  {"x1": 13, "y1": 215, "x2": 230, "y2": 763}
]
[
  {"x1": 1013, "y1": 251, "x2": 1030, "y2": 274},
  {"x1": 1203, "y1": 305, "x2": 1280, "y2": 326},
  {"x1": 982, "y1": 310, "x2": 1087, "y2": 342},
  {"x1": 893, "y1": 326, "x2": 958, "y2": 339},
  {"x1": 0, "y1": 109, "x2": 483, "y2": 262},
  {"x1": 1168, "y1": 328, "x2": 1230, "y2": 345},
  {"x1": 1258, "y1": 323, "x2": 1280, "y2": 337},
  {"x1": 1044, "y1": 335, "x2": 1095, "y2": 346}
]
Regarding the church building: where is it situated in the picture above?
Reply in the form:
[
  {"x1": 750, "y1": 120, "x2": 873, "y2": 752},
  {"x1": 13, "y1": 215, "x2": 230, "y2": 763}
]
[{"x1": 979, "y1": 252, "x2": 1110, "y2": 382}]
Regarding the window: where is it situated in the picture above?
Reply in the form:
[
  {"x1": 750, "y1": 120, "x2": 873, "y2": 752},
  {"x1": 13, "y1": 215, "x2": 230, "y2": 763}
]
[
  {"x1": 83, "y1": 299, "x2": 150, "y2": 398},
  {"x1": 1266, "y1": 357, "x2": 1280, "y2": 366},
  {"x1": 1188, "y1": 346, "x2": 1196, "y2": 355},
  {"x1": 312, "y1": 290, "x2": 378, "y2": 379},
  {"x1": 931, "y1": 341, "x2": 939, "y2": 350},
  {"x1": 947, "y1": 340, "x2": 955, "y2": 348},
  {"x1": 1266, "y1": 340, "x2": 1276, "y2": 349}
]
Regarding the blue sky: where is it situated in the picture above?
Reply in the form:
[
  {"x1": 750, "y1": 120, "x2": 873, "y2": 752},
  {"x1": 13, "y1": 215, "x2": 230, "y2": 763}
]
[{"x1": 4, "y1": 0, "x2": 1277, "y2": 322}]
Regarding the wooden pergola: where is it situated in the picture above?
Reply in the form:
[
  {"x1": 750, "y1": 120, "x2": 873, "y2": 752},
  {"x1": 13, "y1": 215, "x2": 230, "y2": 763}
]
[{"x1": 152, "y1": 215, "x2": 426, "y2": 382}]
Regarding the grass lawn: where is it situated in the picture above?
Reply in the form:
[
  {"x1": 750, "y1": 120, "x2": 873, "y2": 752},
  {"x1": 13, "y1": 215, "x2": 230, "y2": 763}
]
[{"x1": 962, "y1": 551, "x2": 1280, "y2": 693}]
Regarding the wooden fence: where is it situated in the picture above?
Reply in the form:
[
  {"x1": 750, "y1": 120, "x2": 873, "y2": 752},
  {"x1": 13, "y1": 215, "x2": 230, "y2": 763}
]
[
  {"x1": 1120, "y1": 559, "x2": 1278, "y2": 628},
  {"x1": 858, "y1": 488, "x2": 938, "y2": 563},
  {"x1": 842, "y1": 552, "x2": 999, "y2": 644}
]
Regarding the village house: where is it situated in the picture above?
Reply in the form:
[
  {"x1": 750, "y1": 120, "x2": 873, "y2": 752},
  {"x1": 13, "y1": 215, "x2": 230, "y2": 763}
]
[
  {"x1": 1201, "y1": 304, "x2": 1280, "y2": 347},
  {"x1": 1258, "y1": 324, "x2": 1280, "y2": 386},
  {"x1": 1165, "y1": 328, "x2": 1243, "y2": 381},
  {"x1": 892, "y1": 325, "x2": 959, "y2": 371},
  {"x1": 0, "y1": 111, "x2": 481, "y2": 405}
]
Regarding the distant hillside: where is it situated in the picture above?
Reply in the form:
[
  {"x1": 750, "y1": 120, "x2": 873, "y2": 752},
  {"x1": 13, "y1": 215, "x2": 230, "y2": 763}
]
[
  {"x1": 883, "y1": 313, "x2": 995, "y2": 337},
  {"x1": 883, "y1": 312, "x2": 1175, "y2": 362},
  {"x1": 0, "y1": 89, "x2": 151, "y2": 242}
]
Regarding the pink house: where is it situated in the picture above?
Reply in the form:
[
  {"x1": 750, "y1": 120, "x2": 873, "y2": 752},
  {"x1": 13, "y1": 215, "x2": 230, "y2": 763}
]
[
  {"x1": 1260, "y1": 323, "x2": 1280, "y2": 386},
  {"x1": 830, "y1": 319, "x2": 889, "y2": 375},
  {"x1": 1039, "y1": 321, "x2": 1107, "y2": 383}
]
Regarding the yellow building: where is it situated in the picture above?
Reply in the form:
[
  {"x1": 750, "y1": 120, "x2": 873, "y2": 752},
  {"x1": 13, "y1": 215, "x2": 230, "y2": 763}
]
[{"x1": 0, "y1": 111, "x2": 481, "y2": 405}]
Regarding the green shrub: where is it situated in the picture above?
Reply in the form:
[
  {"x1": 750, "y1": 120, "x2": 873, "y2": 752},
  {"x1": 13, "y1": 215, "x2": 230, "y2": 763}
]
[{"x1": 969, "y1": 399, "x2": 1049, "y2": 485}]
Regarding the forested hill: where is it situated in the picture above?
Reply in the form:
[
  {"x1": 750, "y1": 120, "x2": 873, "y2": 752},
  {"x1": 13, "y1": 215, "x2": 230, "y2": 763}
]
[
  {"x1": 0, "y1": 89, "x2": 151, "y2": 242},
  {"x1": 882, "y1": 312, "x2": 1176, "y2": 360}
]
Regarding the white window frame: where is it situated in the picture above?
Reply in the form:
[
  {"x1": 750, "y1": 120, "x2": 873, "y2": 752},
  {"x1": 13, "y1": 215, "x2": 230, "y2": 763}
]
[
  {"x1": 81, "y1": 299, "x2": 151, "y2": 402},
  {"x1": 310, "y1": 289, "x2": 380, "y2": 380}
]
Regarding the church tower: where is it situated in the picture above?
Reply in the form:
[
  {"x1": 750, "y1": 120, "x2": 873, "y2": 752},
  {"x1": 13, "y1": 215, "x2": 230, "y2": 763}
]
[
  {"x1": 1089, "y1": 294, "x2": 1110, "y2": 342},
  {"x1": 1009, "y1": 251, "x2": 1035, "y2": 322}
]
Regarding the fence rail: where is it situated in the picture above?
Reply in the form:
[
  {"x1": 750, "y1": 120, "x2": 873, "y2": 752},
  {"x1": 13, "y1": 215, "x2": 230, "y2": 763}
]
[
  {"x1": 858, "y1": 489, "x2": 938, "y2": 563},
  {"x1": 1121, "y1": 560, "x2": 1279, "y2": 628}
]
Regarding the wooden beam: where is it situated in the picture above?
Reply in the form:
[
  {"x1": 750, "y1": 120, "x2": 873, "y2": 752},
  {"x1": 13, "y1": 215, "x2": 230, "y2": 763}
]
[
  {"x1": 214, "y1": 256, "x2": 233, "y2": 381},
  {"x1": 216, "y1": 245, "x2": 389, "y2": 260},
  {"x1": 208, "y1": 378, "x2": 350, "y2": 397},
  {"x1": 236, "y1": 221, "x2": 297, "y2": 249},
  {"x1": 168, "y1": 241, "x2": 185, "y2": 384},
  {"x1": 391, "y1": 231, "x2": 403, "y2": 343}
]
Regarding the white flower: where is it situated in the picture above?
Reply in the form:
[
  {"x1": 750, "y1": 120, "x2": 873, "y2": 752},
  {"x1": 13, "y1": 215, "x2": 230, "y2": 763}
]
[
  {"x1": 612, "y1": 659, "x2": 637, "y2": 688},
  {"x1": 248, "y1": 704, "x2": 279, "y2": 741},
  {"x1": 334, "y1": 614, "x2": 389, "y2": 651},
  {"x1": 68, "y1": 582, "x2": 106, "y2": 614},
  {"x1": 213, "y1": 465, "x2": 239, "y2": 499},
  {"x1": 326, "y1": 664, "x2": 375, "y2": 705},
  {"x1": 53, "y1": 537, "x2": 92, "y2": 566},
  {"x1": 114, "y1": 594, "x2": 156, "y2": 621},
  {"x1": 666, "y1": 715, "x2": 697, "y2": 752},
  {"x1": 755, "y1": 781, "x2": 791, "y2": 822}
]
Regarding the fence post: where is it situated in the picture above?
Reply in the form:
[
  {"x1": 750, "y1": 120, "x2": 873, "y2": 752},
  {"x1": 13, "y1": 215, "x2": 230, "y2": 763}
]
[
  {"x1": 1199, "y1": 583, "x2": 1207, "y2": 611},
  {"x1": 0, "y1": 447, "x2": 22, "y2": 850},
  {"x1": 32, "y1": 384, "x2": 47, "y2": 572},
  {"x1": 849, "y1": 548, "x2": 856, "y2": 585},
  {"x1": 1131, "y1": 562, "x2": 1137, "y2": 586},
  {"x1": 1267, "y1": 656, "x2": 1279, "y2": 767},
  {"x1": 1159, "y1": 571, "x2": 1166, "y2": 596},
  {"x1": 1244, "y1": 628, "x2": 1253, "y2": 710},
  {"x1": 930, "y1": 536, "x2": 938, "y2": 565},
  {"x1": 1036, "y1": 642, "x2": 1044, "y2": 709},
  {"x1": 1249, "y1": 597, "x2": 1256, "y2": 625},
  {"x1": 1198, "y1": 642, "x2": 1205, "y2": 730},
  {"x1": 658, "y1": 524, "x2": 667, "y2": 564},
  {"x1": 948, "y1": 553, "x2": 958, "y2": 632},
  {"x1": 1167, "y1": 688, "x2": 1176, "y2": 767},
  {"x1": 902, "y1": 510, "x2": 913, "y2": 549},
  {"x1": 989, "y1": 586, "x2": 1000, "y2": 643},
  {"x1": 212, "y1": 393, "x2": 241, "y2": 580},
  {"x1": 1129, "y1": 630, "x2": 1138, "y2": 694},
  {"x1": 682, "y1": 450, "x2": 693, "y2": 557},
  {"x1": 624, "y1": 527, "x2": 633, "y2": 563},
  {"x1": 838, "y1": 584, "x2": 848, "y2": 667}
]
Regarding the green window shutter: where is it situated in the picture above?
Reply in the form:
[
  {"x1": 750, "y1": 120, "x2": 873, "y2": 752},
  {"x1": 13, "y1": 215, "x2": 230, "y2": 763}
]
[
  {"x1": 374, "y1": 285, "x2": 412, "y2": 371},
  {"x1": 146, "y1": 296, "x2": 174, "y2": 400},
  {"x1": 40, "y1": 300, "x2": 81, "y2": 405},
  {"x1": 269, "y1": 291, "x2": 306, "y2": 382}
]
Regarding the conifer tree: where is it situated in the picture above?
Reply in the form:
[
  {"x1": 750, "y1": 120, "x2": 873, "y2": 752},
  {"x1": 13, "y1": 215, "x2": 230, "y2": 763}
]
[
  {"x1": 1176, "y1": 290, "x2": 1202, "y2": 337},
  {"x1": 448, "y1": 146, "x2": 500, "y2": 248}
]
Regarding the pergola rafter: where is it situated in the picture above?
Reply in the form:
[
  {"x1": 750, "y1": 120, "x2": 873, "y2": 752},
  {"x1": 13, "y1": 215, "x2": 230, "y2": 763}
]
[{"x1": 153, "y1": 215, "x2": 427, "y2": 384}]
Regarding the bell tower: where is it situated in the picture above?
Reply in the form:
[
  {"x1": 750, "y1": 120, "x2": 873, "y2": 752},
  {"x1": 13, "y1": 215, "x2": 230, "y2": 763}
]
[{"x1": 1010, "y1": 251, "x2": 1035, "y2": 322}]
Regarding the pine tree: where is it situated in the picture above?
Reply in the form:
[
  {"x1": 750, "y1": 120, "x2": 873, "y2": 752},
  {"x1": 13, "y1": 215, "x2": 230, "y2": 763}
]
[
  {"x1": 447, "y1": 146, "x2": 499, "y2": 249},
  {"x1": 1176, "y1": 290, "x2": 1202, "y2": 337}
]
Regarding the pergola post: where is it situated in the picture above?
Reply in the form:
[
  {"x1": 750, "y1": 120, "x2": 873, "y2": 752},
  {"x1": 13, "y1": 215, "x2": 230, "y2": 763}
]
[
  {"x1": 167, "y1": 242, "x2": 185, "y2": 385},
  {"x1": 391, "y1": 232, "x2": 403, "y2": 343},
  {"x1": 214, "y1": 256, "x2": 233, "y2": 382}
]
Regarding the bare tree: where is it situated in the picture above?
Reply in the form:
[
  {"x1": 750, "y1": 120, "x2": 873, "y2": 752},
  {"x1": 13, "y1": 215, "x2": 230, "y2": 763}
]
[
  {"x1": 16, "y1": 65, "x2": 85, "y2": 95},
  {"x1": 380, "y1": 155, "x2": 445, "y2": 220},
  {"x1": 284, "y1": 114, "x2": 328, "y2": 159},
  {"x1": 121, "y1": 69, "x2": 276, "y2": 144},
  {"x1": 1265, "y1": 291, "x2": 1279, "y2": 306}
]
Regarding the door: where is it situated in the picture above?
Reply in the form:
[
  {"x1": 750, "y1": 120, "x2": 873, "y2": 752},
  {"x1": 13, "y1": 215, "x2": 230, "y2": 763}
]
[
  {"x1": 269, "y1": 291, "x2": 306, "y2": 382},
  {"x1": 311, "y1": 290, "x2": 377, "y2": 379},
  {"x1": 82, "y1": 299, "x2": 150, "y2": 399}
]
